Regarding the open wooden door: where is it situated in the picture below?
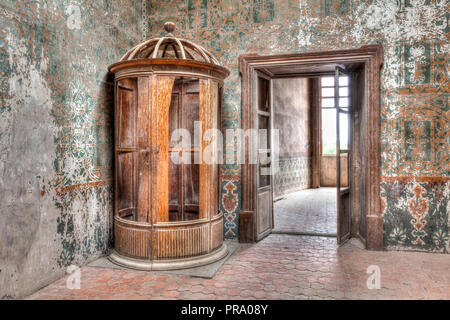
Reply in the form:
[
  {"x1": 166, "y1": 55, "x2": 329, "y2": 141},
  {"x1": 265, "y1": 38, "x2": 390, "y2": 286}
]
[
  {"x1": 336, "y1": 66, "x2": 352, "y2": 244},
  {"x1": 255, "y1": 71, "x2": 273, "y2": 241}
]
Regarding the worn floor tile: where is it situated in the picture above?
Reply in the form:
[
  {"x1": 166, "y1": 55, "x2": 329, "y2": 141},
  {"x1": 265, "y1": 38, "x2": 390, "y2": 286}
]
[
  {"x1": 274, "y1": 188, "x2": 337, "y2": 234},
  {"x1": 27, "y1": 235, "x2": 450, "y2": 300}
]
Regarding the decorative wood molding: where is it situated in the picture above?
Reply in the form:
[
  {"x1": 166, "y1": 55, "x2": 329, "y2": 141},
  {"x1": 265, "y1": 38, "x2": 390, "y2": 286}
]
[
  {"x1": 311, "y1": 78, "x2": 321, "y2": 188},
  {"x1": 238, "y1": 45, "x2": 384, "y2": 249}
]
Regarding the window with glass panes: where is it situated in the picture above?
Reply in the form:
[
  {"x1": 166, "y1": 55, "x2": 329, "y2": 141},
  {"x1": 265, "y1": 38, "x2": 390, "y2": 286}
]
[{"x1": 321, "y1": 75, "x2": 349, "y2": 155}]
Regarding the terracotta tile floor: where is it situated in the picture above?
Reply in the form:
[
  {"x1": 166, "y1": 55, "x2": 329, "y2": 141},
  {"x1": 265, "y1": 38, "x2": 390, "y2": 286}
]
[
  {"x1": 274, "y1": 188, "x2": 337, "y2": 235},
  {"x1": 27, "y1": 235, "x2": 450, "y2": 300}
]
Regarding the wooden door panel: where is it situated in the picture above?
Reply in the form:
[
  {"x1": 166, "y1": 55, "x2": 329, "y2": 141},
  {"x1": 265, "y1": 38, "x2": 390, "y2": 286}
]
[
  {"x1": 168, "y1": 157, "x2": 181, "y2": 221},
  {"x1": 137, "y1": 149, "x2": 150, "y2": 222},
  {"x1": 339, "y1": 154, "x2": 349, "y2": 187},
  {"x1": 118, "y1": 84, "x2": 136, "y2": 148},
  {"x1": 336, "y1": 66, "x2": 352, "y2": 244},
  {"x1": 116, "y1": 78, "x2": 138, "y2": 221},
  {"x1": 168, "y1": 157, "x2": 180, "y2": 205},
  {"x1": 168, "y1": 86, "x2": 182, "y2": 221},
  {"x1": 257, "y1": 188, "x2": 272, "y2": 238},
  {"x1": 183, "y1": 167, "x2": 199, "y2": 205},
  {"x1": 257, "y1": 76, "x2": 270, "y2": 112},
  {"x1": 167, "y1": 78, "x2": 201, "y2": 222},
  {"x1": 168, "y1": 92, "x2": 180, "y2": 147},
  {"x1": 339, "y1": 191, "x2": 351, "y2": 240},
  {"x1": 117, "y1": 150, "x2": 135, "y2": 217},
  {"x1": 136, "y1": 77, "x2": 151, "y2": 222},
  {"x1": 182, "y1": 91, "x2": 199, "y2": 139},
  {"x1": 255, "y1": 71, "x2": 273, "y2": 241}
]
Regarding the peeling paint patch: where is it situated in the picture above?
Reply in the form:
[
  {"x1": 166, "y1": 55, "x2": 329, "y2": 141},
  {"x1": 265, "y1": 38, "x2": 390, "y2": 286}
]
[
  {"x1": 66, "y1": 5, "x2": 82, "y2": 30},
  {"x1": 55, "y1": 184, "x2": 113, "y2": 267}
]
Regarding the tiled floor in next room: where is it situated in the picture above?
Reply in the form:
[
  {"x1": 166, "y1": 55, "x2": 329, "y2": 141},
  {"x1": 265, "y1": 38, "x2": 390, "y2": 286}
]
[
  {"x1": 274, "y1": 188, "x2": 337, "y2": 235},
  {"x1": 28, "y1": 235, "x2": 450, "y2": 300}
]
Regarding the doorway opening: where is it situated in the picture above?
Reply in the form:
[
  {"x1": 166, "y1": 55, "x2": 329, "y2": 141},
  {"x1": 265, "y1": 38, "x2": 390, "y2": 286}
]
[
  {"x1": 272, "y1": 73, "x2": 349, "y2": 239},
  {"x1": 238, "y1": 46, "x2": 383, "y2": 250}
]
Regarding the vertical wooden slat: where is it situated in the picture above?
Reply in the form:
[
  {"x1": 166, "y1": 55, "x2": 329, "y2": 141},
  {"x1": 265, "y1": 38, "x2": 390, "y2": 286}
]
[
  {"x1": 149, "y1": 75, "x2": 158, "y2": 260},
  {"x1": 211, "y1": 218, "x2": 223, "y2": 251},
  {"x1": 114, "y1": 81, "x2": 119, "y2": 219},
  {"x1": 311, "y1": 78, "x2": 321, "y2": 188},
  {"x1": 199, "y1": 79, "x2": 209, "y2": 220},
  {"x1": 137, "y1": 77, "x2": 150, "y2": 222},
  {"x1": 154, "y1": 224, "x2": 211, "y2": 259},
  {"x1": 156, "y1": 76, "x2": 175, "y2": 223},
  {"x1": 210, "y1": 82, "x2": 219, "y2": 218},
  {"x1": 115, "y1": 222, "x2": 150, "y2": 258}
]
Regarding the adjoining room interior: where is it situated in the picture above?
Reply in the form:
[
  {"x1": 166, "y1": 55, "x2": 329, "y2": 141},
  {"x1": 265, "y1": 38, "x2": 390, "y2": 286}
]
[
  {"x1": 245, "y1": 57, "x2": 370, "y2": 245},
  {"x1": 272, "y1": 75, "x2": 350, "y2": 237}
]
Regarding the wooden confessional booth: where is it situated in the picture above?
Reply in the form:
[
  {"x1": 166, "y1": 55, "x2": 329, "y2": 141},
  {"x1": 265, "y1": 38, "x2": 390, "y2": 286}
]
[{"x1": 108, "y1": 22, "x2": 230, "y2": 270}]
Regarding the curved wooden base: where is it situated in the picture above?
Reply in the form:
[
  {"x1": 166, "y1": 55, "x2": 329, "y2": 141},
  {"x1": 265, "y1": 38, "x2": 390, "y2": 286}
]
[{"x1": 108, "y1": 244, "x2": 228, "y2": 271}]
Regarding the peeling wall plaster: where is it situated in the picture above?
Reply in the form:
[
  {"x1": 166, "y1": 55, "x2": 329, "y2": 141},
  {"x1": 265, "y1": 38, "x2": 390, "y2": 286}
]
[
  {"x1": 0, "y1": 0, "x2": 143, "y2": 299},
  {"x1": 0, "y1": 31, "x2": 59, "y2": 299}
]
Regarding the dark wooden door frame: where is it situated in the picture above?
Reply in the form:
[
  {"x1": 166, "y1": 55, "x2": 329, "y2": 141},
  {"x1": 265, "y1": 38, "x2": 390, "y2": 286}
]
[{"x1": 238, "y1": 45, "x2": 383, "y2": 250}]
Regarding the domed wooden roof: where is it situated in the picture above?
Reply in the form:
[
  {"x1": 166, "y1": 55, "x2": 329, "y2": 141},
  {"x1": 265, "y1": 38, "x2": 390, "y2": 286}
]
[{"x1": 120, "y1": 22, "x2": 220, "y2": 65}]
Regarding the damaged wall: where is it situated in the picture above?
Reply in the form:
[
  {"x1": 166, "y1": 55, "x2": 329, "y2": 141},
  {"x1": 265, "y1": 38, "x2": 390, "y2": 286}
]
[
  {"x1": 272, "y1": 78, "x2": 312, "y2": 197},
  {"x1": 0, "y1": 1, "x2": 144, "y2": 298},
  {"x1": 147, "y1": 0, "x2": 449, "y2": 252}
]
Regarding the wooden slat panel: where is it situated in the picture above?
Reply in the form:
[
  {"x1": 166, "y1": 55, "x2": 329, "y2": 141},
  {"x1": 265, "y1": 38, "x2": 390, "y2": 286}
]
[
  {"x1": 320, "y1": 155, "x2": 349, "y2": 187},
  {"x1": 211, "y1": 218, "x2": 223, "y2": 251},
  {"x1": 155, "y1": 224, "x2": 210, "y2": 259},
  {"x1": 115, "y1": 223, "x2": 150, "y2": 259}
]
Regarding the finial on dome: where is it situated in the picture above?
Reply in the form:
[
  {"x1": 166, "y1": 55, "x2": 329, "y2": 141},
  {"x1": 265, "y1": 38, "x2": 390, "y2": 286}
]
[{"x1": 164, "y1": 21, "x2": 175, "y2": 35}]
